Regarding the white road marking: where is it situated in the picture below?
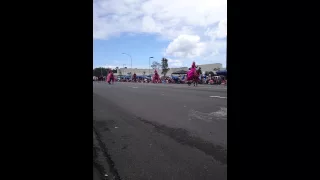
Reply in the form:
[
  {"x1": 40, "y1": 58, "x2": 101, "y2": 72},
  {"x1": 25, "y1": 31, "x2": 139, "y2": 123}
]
[
  {"x1": 132, "y1": 87, "x2": 138, "y2": 88},
  {"x1": 172, "y1": 86, "x2": 227, "y2": 90},
  {"x1": 188, "y1": 107, "x2": 227, "y2": 123},
  {"x1": 210, "y1": 96, "x2": 227, "y2": 99}
]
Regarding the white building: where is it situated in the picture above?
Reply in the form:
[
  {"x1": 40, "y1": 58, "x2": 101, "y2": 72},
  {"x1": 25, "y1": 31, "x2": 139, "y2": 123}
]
[{"x1": 115, "y1": 63, "x2": 224, "y2": 76}]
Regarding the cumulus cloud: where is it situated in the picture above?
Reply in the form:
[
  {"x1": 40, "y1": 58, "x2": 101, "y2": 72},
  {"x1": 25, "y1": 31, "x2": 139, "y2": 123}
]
[
  {"x1": 164, "y1": 19, "x2": 227, "y2": 60},
  {"x1": 94, "y1": 0, "x2": 227, "y2": 40},
  {"x1": 165, "y1": 35, "x2": 207, "y2": 58},
  {"x1": 93, "y1": 0, "x2": 227, "y2": 66}
]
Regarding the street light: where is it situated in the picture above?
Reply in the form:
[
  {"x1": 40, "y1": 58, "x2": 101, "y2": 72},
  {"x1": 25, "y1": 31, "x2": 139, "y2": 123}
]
[
  {"x1": 226, "y1": 35, "x2": 227, "y2": 70},
  {"x1": 122, "y1": 53, "x2": 132, "y2": 70},
  {"x1": 149, "y1": 57, "x2": 154, "y2": 75}
]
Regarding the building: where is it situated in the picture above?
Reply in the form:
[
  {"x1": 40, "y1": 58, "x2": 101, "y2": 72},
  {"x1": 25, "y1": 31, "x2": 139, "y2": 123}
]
[{"x1": 115, "y1": 63, "x2": 223, "y2": 76}]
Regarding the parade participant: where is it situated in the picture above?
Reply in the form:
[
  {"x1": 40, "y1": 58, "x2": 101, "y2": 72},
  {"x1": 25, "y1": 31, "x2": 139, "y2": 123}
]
[
  {"x1": 195, "y1": 67, "x2": 202, "y2": 86},
  {"x1": 187, "y1": 61, "x2": 198, "y2": 86},
  {"x1": 193, "y1": 67, "x2": 201, "y2": 86},
  {"x1": 187, "y1": 62, "x2": 197, "y2": 81},
  {"x1": 133, "y1": 72, "x2": 137, "y2": 82},
  {"x1": 99, "y1": 75, "x2": 103, "y2": 82},
  {"x1": 110, "y1": 71, "x2": 114, "y2": 84},
  {"x1": 197, "y1": 67, "x2": 202, "y2": 81},
  {"x1": 106, "y1": 70, "x2": 114, "y2": 84},
  {"x1": 153, "y1": 69, "x2": 160, "y2": 83}
]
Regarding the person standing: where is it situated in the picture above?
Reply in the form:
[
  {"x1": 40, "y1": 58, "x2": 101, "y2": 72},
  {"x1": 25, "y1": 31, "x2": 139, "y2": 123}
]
[{"x1": 133, "y1": 73, "x2": 137, "y2": 82}]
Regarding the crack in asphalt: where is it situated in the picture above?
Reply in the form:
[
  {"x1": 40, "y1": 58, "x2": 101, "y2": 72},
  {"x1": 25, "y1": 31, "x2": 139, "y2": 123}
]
[
  {"x1": 136, "y1": 116, "x2": 227, "y2": 165},
  {"x1": 93, "y1": 92, "x2": 227, "y2": 180},
  {"x1": 93, "y1": 119, "x2": 122, "y2": 180}
]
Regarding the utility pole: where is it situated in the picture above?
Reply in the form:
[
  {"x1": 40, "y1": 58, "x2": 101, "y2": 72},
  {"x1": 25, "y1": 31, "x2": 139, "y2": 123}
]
[
  {"x1": 149, "y1": 57, "x2": 153, "y2": 75},
  {"x1": 122, "y1": 53, "x2": 132, "y2": 70}
]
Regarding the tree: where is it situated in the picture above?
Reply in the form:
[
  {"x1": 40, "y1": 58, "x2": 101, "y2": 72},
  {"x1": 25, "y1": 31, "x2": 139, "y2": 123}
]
[
  {"x1": 151, "y1": 61, "x2": 161, "y2": 69},
  {"x1": 93, "y1": 67, "x2": 110, "y2": 77},
  {"x1": 113, "y1": 67, "x2": 119, "y2": 74},
  {"x1": 161, "y1": 57, "x2": 170, "y2": 77}
]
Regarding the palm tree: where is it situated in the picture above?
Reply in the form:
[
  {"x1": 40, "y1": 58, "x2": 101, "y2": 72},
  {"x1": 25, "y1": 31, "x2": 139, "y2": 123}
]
[{"x1": 161, "y1": 57, "x2": 170, "y2": 77}]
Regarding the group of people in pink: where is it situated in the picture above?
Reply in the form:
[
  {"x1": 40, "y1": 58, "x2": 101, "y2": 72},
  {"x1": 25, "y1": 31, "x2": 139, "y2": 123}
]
[{"x1": 105, "y1": 61, "x2": 206, "y2": 86}]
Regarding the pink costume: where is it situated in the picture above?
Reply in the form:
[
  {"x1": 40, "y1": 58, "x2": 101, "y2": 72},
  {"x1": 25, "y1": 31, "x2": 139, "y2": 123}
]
[
  {"x1": 187, "y1": 62, "x2": 197, "y2": 81},
  {"x1": 106, "y1": 71, "x2": 114, "y2": 84}
]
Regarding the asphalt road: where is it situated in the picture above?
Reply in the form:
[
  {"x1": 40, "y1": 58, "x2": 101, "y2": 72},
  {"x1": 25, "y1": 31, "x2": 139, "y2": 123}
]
[{"x1": 93, "y1": 82, "x2": 227, "y2": 180}]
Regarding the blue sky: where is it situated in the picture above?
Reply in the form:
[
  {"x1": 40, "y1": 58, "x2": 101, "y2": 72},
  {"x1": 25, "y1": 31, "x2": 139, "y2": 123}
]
[
  {"x1": 93, "y1": 0, "x2": 227, "y2": 69},
  {"x1": 94, "y1": 34, "x2": 170, "y2": 69}
]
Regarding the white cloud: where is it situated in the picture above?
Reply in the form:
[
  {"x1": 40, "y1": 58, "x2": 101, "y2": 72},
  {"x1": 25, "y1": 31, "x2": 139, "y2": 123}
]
[
  {"x1": 94, "y1": 0, "x2": 227, "y2": 40},
  {"x1": 204, "y1": 19, "x2": 227, "y2": 40},
  {"x1": 165, "y1": 35, "x2": 207, "y2": 58},
  {"x1": 101, "y1": 65, "x2": 118, "y2": 69},
  {"x1": 93, "y1": 0, "x2": 227, "y2": 66},
  {"x1": 168, "y1": 59, "x2": 183, "y2": 68},
  {"x1": 96, "y1": 64, "x2": 151, "y2": 69},
  {"x1": 164, "y1": 21, "x2": 227, "y2": 60}
]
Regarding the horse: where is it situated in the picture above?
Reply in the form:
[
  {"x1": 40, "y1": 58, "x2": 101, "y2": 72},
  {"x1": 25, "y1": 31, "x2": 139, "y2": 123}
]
[
  {"x1": 187, "y1": 63, "x2": 201, "y2": 86},
  {"x1": 188, "y1": 70, "x2": 199, "y2": 86}
]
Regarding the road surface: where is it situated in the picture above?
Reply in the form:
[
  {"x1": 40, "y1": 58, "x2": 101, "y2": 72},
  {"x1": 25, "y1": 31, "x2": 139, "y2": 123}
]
[{"x1": 93, "y1": 82, "x2": 227, "y2": 180}]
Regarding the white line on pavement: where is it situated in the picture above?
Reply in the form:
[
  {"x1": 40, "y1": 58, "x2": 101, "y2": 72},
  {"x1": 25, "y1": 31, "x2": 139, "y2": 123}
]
[{"x1": 210, "y1": 96, "x2": 227, "y2": 99}]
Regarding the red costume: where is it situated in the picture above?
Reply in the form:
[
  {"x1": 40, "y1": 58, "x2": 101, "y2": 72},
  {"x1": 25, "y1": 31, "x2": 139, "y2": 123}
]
[
  {"x1": 152, "y1": 69, "x2": 160, "y2": 83},
  {"x1": 133, "y1": 73, "x2": 137, "y2": 82}
]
